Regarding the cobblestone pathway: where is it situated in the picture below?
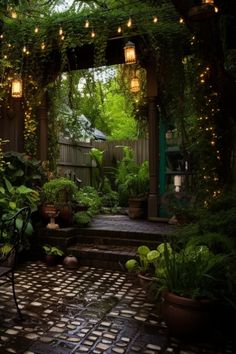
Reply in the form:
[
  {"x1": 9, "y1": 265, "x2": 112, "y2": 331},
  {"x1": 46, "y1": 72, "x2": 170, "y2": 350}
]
[{"x1": 0, "y1": 262, "x2": 233, "y2": 354}]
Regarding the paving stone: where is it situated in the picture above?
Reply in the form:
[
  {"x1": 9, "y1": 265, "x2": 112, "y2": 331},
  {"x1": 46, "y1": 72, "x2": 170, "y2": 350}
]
[{"x1": 0, "y1": 261, "x2": 233, "y2": 354}]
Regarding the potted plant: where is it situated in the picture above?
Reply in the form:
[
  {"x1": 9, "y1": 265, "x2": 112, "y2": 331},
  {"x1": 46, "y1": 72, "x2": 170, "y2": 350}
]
[
  {"x1": 155, "y1": 242, "x2": 229, "y2": 338},
  {"x1": 127, "y1": 163, "x2": 149, "y2": 218},
  {"x1": 125, "y1": 245, "x2": 159, "y2": 289},
  {"x1": 42, "y1": 244, "x2": 64, "y2": 266},
  {"x1": 116, "y1": 146, "x2": 149, "y2": 218},
  {"x1": 41, "y1": 177, "x2": 78, "y2": 225}
]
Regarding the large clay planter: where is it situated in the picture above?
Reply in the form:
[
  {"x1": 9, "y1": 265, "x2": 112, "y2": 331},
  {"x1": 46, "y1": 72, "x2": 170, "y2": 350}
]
[
  {"x1": 128, "y1": 198, "x2": 147, "y2": 219},
  {"x1": 161, "y1": 291, "x2": 213, "y2": 338}
]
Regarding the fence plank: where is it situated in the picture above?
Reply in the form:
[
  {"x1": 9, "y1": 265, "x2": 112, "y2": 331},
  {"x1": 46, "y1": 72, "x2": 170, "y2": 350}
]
[
  {"x1": 92, "y1": 139, "x2": 149, "y2": 167},
  {"x1": 58, "y1": 138, "x2": 149, "y2": 186},
  {"x1": 57, "y1": 138, "x2": 92, "y2": 186}
]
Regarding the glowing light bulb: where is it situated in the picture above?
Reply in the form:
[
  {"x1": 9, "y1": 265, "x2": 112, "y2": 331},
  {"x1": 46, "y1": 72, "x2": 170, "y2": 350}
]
[
  {"x1": 41, "y1": 42, "x2": 45, "y2": 50},
  {"x1": 59, "y1": 27, "x2": 63, "y2": 35},
  {"x1": 85, "y1": 20, "x2": 89, "y2": 28},
  {"x1": 153, "y1": 16, "x2": 158, "y2": 23},
  {"x1": 91, "y1": 31, "x2": 95, "y2": 38},
  {"x1": 34, "y1": 26, "x2": 39, "y2": 33},
  {"x1": 127, "y1": 18, "x2": 132, "y2": 27},
  {"x1": 23, "y1": 46, "x2": 27, "y2": 53},
  {"x1": 117, "y1": 26, "x2": 122, "y2": 33},
  {"x1": 11, "y1": 11, "x2": 17, "y2": 19},
  {"x1": 179, "y1": 18, "x2": 184, "y2": 24}
]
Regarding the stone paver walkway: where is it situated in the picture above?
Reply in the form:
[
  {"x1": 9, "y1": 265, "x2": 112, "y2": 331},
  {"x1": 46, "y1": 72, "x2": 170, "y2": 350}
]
[{"x1": 0, "y1": 262, "x2": 233, "y2": 354}]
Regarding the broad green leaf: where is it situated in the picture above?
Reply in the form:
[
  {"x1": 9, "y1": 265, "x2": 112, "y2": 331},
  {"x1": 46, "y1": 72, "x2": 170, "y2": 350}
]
[
  {"x1": 125, "y1": 259, "x2": 138, "y2": 271},
  {"x1": 147, "y1": 250, "x2": 159, "y2": 262},
  {"x1": 137, "y1": 245, "x2": 150, "y2": 256},
  {"x1": 9, "y1": 201, "x2": 16, "y2": 210}
]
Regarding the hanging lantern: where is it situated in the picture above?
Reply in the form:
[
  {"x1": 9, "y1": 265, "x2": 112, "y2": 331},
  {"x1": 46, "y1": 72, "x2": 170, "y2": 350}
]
[
  {"x1": 124, "y1": 41, "x2": 136, "y2": 65},
  {"x1": 188, "y1": 0, "x2": 217, "y2": 20},
  {"x1": 202, "y1": 0, "x2": 214, "y2": 4},
  {"x1": 11, "y1": 76, "x2": 23, "y2": 98},
  {"x1": 130, "y1": 76, "x2": 140, "y2": 93}
]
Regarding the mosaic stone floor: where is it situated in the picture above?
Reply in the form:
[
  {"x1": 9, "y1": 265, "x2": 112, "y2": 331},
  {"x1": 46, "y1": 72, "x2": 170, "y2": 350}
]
[{"x1": 0, "y1": 262, "x2": 233, "y2": 354}]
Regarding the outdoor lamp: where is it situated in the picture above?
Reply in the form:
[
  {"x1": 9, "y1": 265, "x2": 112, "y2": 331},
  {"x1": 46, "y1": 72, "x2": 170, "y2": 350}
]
[
  {"x1": 202, "y1": 0, "x2": 214, "y2": 4},
  {"x1": 130, "y1": 76, "x2": 140, "y2": 93},
  {"x1": 11, "y1": 76, "x2": 23, "y2": 98},
  {"x1": 124, "y1": 41, "x2": 136, "y2": 64},
  {"x1": 174, "y1": 175, "x2": 182, "y2": 192}
]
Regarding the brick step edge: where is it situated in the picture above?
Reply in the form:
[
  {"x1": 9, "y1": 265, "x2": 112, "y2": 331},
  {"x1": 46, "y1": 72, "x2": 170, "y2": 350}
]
[
  {"x1": 68, "y1": 245, "x2": 137, "y2": 271},
  {"x1": 76, "y1": 236, "x2": 163, "y2": 248}
]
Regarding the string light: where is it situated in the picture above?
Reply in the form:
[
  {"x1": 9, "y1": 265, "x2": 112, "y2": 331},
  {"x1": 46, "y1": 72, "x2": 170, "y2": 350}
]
[
  {"x1": 153, "y1": 16, "x2": 158, "y2": 23},
  {"x1": 117, "y1": 26, "x2": 122, "y2": 33},
  {"x1": 91, "y1": 30, "x2": 96, "y2": 38},
  {"x1": 34, "y1": 26, "x2": 39, "y2": 33},
  {"x1": 59, "y1": 27, "x2": 63, "y2": 35},
  {"x1": 127, "y1": 18, "x2": 132, "y2": 27},
  {"x1": 11, "y1": 11, "x2": 17, "y2": 19},
  {"x1": 84, "y1": 20, "x2": 89, "y2": 28},
  {"x1": 22, "y1": 46, "x2": 27, "y2": 53},
  {"x1": 179, "y1": 17, "x2": 184, "y2": 24},
  {"x1": 41, "y1": 42, "x2": 45, "y2": 50}
]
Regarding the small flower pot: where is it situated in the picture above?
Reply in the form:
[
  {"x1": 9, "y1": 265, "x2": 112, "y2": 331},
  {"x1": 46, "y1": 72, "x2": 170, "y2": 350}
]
[
  {"x1": 45, "y1": 255, "x2": 57, "y2": 266},
  {"x1": 63, "y1": 255, "x2": 79, "y2": 269}
]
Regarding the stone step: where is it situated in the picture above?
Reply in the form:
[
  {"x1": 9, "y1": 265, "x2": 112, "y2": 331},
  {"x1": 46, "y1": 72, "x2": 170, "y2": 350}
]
[
  {"x1": 76, "y1": 234, "x2": 163, "y2": 248},
  {"x1": 67, "y1": 243, "x2": 137, "y2": 271},
  {"x1": 79, "y1": 227, "x2": 167, "y2": 242}
]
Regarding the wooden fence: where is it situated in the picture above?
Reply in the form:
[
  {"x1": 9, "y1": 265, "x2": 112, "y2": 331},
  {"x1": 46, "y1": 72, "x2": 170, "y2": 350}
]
[
  {"x1": 57, "y1": 137, "x2": 92, "y2": 186},
  {"x1": 92, "y1": 139, "x2": 149, "y2": 167},
  {"x1": 58, "y1": 138, "x2": 149, "y2": 186}
]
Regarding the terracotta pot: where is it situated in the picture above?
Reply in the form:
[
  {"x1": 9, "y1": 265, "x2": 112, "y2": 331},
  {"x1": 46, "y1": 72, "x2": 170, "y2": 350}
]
[
  {"x1": 138, "y1": 273, "x2": 156, "y2": 301},
  {"x1": 63, "y1": 255, "x2": 79, "y2": 269},
  {"x1": 45, "y1": 255, "x2": 57, "y2": 266},
  {"x1": 58, "y1": 204, "x2": 73, "y2": 226},
  {"x1": 128, "y1": 198, "x2": 147, "y2": 219},
  {"x1": 161, "y1": 291, "x2": 213, "y2": 338},
  {"x1": 138, "y1": 273, "x2": 155, "y2": 289},
  {"x1": 40, "y1": 203, "x2": 57, "y2": 220}
]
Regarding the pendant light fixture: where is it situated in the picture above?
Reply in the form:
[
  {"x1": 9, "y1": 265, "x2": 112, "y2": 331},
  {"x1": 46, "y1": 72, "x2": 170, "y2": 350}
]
[
  {"x1": 124, "y1": 41, "x2": 136, "y2": 65},
  {"x1": 11, "y1": 76, "x2": 23, "y2": 98},
  {"x1": 130, "y1": 74, "x2": 140, "y2": 93}
]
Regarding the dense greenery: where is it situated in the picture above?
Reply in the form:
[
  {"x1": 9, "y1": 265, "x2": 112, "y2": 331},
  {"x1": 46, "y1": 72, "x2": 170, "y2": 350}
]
[
  {"x1": 0, "y1": 0, "x2": 235, "y2": 199},
  {"x1": 51, "y1": 67, "x2": 140, "y2": 141}
]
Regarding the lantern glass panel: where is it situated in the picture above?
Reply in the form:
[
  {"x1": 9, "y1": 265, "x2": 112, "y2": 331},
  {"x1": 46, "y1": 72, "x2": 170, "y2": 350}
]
[
  {"x1": 124, "y1": 41, "x2": 136, "y2": 64},
  {"x1": 11, "y1": 78, "x2": 23, "y2": 98},
  {"x1": 130, "y1": 77, "x2": 140, "y2": 92}
]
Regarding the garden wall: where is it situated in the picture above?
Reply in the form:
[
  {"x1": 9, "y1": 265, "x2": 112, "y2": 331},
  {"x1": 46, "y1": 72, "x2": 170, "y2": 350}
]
[{"x1": 58, "y1": 138, "x2": 149, "y2": 186}]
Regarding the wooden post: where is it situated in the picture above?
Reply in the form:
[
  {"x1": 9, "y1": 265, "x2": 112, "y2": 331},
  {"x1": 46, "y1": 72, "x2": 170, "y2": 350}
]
[
  {"x1": 37, "y1": 94, "x2": 48, "y2": 161},
  {"x1": 146, "y1": 59, "x2": 160, "y2": 218}
]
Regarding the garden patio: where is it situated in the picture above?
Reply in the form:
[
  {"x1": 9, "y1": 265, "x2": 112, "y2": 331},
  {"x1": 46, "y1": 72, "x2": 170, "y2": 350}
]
[
  {"x1": 0, "y1": 249, "x2": 234, "y2": 354},
  {"x1": 0, "y1": 1, "x2": 236, "y2": 353}
]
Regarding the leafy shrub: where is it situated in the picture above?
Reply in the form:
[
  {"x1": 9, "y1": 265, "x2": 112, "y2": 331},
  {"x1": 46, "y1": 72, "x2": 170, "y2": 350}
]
[
  {"x1": 42, "y1": 177, "x2": 78, "y2": 204},
  {"x1": 74, "y1": 186, "x2": 102, "y2": 215},
  {"x1": 3, "y1": 151, "x2": 46, "y2": 188},
  {"x1": 74, "y1": 211, "x2": 92, "y2": 226},
  {"x1": 116, "y1": 147, "x2": 149, "y2": 205},
  {"x1": 156, "y1": 243, "x2": 229, "y2": 300}
]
